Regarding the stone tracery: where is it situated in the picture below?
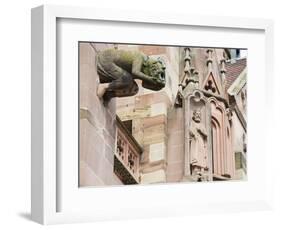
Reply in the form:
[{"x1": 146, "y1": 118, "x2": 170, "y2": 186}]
[{"x1": 182, "y1": 47, "x2": 238, "y2": 182}]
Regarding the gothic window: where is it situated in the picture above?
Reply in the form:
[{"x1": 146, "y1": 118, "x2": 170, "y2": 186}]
[
  {"x1": 210, "y1": 99, "x2": 234, "y2": 179},
  {"x1": 211, "y1": 117, "x2": 233, "y2": 179},
  {"x1": 226, "y1": 127, "x2": 233, "y2": 177},
  {"x1": 211, "y1": 117, "x2": 223, "y2": 176}
]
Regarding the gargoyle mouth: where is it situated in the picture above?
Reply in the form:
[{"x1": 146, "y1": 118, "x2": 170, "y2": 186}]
[{"x1": 141, "y1": 77, "x2": 165, "y2": 91}]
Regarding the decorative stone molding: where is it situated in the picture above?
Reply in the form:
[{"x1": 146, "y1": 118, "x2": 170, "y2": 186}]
[
  {"x1": 187, "y1": 68, "x2": 199, "y2": 85},
  {"x1": 208, "y1": 97, "x2": 235, "y2": 178},
  {"x1": 220, "y1": 58, "x2": 226, "y2": 86},
  {"x1": 226, "y1": 108, "x2": 232, "y2": 121},
  {"x1": 174, "y1": 91, "x2": 183, "y2": 108},
  {"x1": 183, "y1": 47, "x2": 191, "y2": 75},
  {"x1": 182, "y1": 68, "x2": 199, "y2": 95},
  {"x1": 183, "y1": 90, "x2": 212, "y2": 181},
  {"x1": 179, "y1": 48, "x2": 199, "y2": 93},
  {"x1": 203, "y1": 72, "x2": 221, "y2": 95},
  {"x1": 175, "y1": 47, "x2": 200, "y2": 107},
  {"x1": 206, "y1": 49, "x2": 214, "y2": 72},
  {"x1": 114, "y1": 116, "x2": 142, "y2": 184}
]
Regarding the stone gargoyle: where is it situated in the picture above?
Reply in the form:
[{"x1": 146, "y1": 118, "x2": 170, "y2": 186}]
[{"x1": 96, "y1": 48, "x2": 166, "y2": 101}]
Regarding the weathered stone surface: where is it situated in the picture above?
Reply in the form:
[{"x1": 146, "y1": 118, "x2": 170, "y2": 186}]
[
  {"x1": 143, "y1": 114, "x2": 167, "y2": 128},
  {"x1": 140, "y1": 160, "x2": 166, "y2": 174},
  {"x1": 167, "y1": 144, "x2": 184, "y2": 163},
  {"x1": 79, "y1": 43, "x2": 122, "y2": 187},
  {"x1": 96, "y1": 48, "x2": 166, "y2": 101},
  {"x1": 141, "y1": 169, "x2": 166, "y2": 184},
  {"x1": 166, "y1": 105, "x2": 185, "y2": 182},
  {"x1": 149, "y1": 142, "x2": 166, "y2": 162},
  {"x1": 166, "y1": 161, "x2": 184, "y2": 182},
  {"x1": 80, "y1": 161, "x2": 104, "y2": 187},
  {"x1": 151, "y1": 102, "x2": 167, "y2": 117},
  {"x1": 117, "y1": 106, "x2": 151, "y2": 121},
  {"x1": 143, "y1": 124, "x2": 167, "y2": 145},
  {"x1": 139, "y1": 45, "x2": 167, "y2": 56},
  {"x1": 135, "y1": 91, "x2": 171, "y2": 109}
]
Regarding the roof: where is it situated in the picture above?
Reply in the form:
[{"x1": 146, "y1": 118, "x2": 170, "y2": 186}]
[
  {"x1": 227, "y1": 68, "x2": 246, "y2": 96},
  {"x1": 225, "y1": 58, "x2": 247, "y2": 89}
]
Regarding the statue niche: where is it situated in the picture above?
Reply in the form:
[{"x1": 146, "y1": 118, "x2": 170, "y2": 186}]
[
  {"x1": 96, "y1": 48, "x2": 166, "y2": 101},
  {"x1": 189, "y1": 109, "x2": 208, "y2": 181}
]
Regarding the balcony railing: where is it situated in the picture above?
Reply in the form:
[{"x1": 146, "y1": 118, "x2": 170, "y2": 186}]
[{"x1": 114, "y1": 116, "x2": 142, "y2": 184}]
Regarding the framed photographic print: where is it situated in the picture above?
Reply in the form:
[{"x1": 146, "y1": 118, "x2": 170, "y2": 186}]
[{"x1": 31, "y1": 5, "x2": 274, "y2": 224}]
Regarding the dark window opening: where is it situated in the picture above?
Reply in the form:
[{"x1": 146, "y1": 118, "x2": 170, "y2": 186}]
[
  {"x1": 122, "y1": 120, "x2": 133, "y2": 134},
  {"x1": 236, "y1": 49, "x2": 241, "y2": 58}
]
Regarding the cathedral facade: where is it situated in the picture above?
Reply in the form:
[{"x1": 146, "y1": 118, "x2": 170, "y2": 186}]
[{"x1": 79, "y1": 43, "x2": 247, "y2": 186}]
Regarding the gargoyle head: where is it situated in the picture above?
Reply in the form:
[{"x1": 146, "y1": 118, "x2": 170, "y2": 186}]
[{"x1": 142, "y1": 57, "x2": 166, "y2": 91}]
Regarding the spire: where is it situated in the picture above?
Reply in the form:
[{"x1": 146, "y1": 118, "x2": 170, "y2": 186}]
[
  {"x1": 220, "y1": 58, "x2": 226, "y2": 85},
  {"x1": 183, "y1": 47, "x2": 192, "y2": 76},
  {"x1": 206, "y1": 49, "x2": 213, "y2": 72}
]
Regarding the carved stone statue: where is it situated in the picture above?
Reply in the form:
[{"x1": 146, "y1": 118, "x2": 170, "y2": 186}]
[
  {"x1": 189, "y1": 109, "x2": 208, "y2": 180},
  {"x1": 96, "y1": 48, "x2": 166, "y2": 101}
]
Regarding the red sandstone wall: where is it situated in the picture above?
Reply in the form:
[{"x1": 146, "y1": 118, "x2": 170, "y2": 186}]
[{"x1": 79, "y1": 43, "x2": 122, "y2": 186}]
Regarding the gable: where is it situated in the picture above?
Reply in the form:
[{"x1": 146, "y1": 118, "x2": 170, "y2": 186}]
[{"x1": 203, "y1": 72, "x2": 221, "y2": 95}]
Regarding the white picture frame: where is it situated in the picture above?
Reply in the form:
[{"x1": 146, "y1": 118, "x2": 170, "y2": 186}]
[{"x1": 31, "y1": 4, "x2": 274, "y2": 225}]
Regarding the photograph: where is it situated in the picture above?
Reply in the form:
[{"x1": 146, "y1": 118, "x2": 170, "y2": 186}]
[
  {"x1": 27, "y1": 2, "x2": 278, "y2": 226},
  {"x1": 79, "y1": 42, "x2": 247, "y2": 187}
]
